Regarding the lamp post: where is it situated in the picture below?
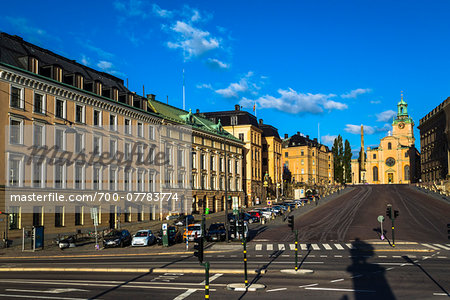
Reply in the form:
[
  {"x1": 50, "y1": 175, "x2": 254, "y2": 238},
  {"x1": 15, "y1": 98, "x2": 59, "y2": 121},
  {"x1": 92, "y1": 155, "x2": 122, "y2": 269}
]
[{"x1": 263, "y1": 172, "x2": 269, "y2": 204}]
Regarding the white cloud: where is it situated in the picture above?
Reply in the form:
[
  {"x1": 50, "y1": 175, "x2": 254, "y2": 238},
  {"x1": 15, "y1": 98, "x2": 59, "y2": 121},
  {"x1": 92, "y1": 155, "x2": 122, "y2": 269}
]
[
  {"x1": 321, "y1": 135, "x2": 337, "y2": 146},
  {"x1": 341, "y1": 88, "x2": 372, "y2": 99},
  {"x1": 167, "y1": 21, "x2": 219, "y2": 59},
  {"x1": 206, "y1": 58, "x2": 229, "y2": 69},
  {"x1": 152, "y1": 3, "x2": 173, "y2": 18},
  {"x1": 113, "y1": 0, "x2": 150, "y2": 18},
  {"x1": 240, "y1": 88, "x2": 347, "y2": 115},
  {"x1": 215, "y1": 72, "x2": 258, "y2": 98},
  {"x1": 196, "y1": 83, "x2": 213, "y2": 90},
  {"x1": 370, "y1": 100, "x2": 381, "y2": 104},
  {"x1": 344, "y1": 123, "x2": 391, "y2": 135},
  {"x1": 97, "y1": 61, "x2": 113, "y2": 70},
  {"x1": 376, "y1": 110, "x2": 396, "y2": 122}
]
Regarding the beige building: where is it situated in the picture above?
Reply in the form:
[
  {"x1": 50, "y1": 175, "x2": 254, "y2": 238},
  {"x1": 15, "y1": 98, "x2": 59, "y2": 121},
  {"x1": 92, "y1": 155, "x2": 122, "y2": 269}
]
[
  {"x1": 282, "y1": 133, "x2": 334, "y2": 185},
  {"x1": 259, "y1": 120, "x2": 282, "y2": 199},
  {"x1": 351, "y1": 95, "x2": 420, "y2": 184}
]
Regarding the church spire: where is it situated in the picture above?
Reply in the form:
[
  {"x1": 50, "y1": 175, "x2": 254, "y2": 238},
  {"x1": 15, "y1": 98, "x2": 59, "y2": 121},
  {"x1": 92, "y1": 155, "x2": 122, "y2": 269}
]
[{"x1": 397, "y1": 91, "x2": 408, "y2": 118}]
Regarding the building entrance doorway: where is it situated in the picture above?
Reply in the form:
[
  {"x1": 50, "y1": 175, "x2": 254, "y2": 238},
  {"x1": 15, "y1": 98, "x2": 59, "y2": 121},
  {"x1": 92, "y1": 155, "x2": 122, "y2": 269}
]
[{"x1": 388, "y1": 173, "x2": 394, "y2": 184}]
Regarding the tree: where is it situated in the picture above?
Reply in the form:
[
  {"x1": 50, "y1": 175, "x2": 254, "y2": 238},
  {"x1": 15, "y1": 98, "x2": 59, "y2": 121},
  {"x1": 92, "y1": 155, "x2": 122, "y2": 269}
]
[
  {"x1": 343, "y1": 139, "x2": 352, "y2": 183},
  {"x1": 332, "y1": 135, "x2": 344, "y2": 183}
]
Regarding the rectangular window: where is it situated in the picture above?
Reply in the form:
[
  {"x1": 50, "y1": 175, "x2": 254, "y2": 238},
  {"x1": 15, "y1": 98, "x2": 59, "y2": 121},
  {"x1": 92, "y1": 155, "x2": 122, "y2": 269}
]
[
  {"x1": 93, "y1": 166, "x2": 101, "y2": 190},
  {"x1": 93, "y1": 110, "x2": 102, "y2": 127},
  {"x1": 301, "y1": 169, "x2": 304, "y2": 174},
  {"x1": 75, "y1": 105, "x2": 84, "y2": 123},
  {"x1": 9, "y1": 206, "x2": 20, "y2": 230},
  {"x1": 75, "y1": 132, "x2": 84, "y2": 153},
  {"x1": 110, "y1": 138, "x2": 117, "y2": 157},
  {"x1": 10, "y1": 118, "x2": 23, "y2": 144},
  {"x1": 192, "y1": 152, "x2": 197, "y2": 169},
  {"x1": 125, "y1": 142, "x2": 131, "y2": 160},
  {"x1": 149, "y1": 125, "x2": 154, "y2": 140},
  {"x1": 34, "y1": 93, "x2": 45, "y2": 114},
  {"x1": 33, "y1": 206, "x2": 42, "y2": 227},
  {"x1": 211, "y1": 176, "x2": 215, "y2": 190},
  {"x1": 373, "y1": 154, "x2": 376, "y2": 159},
  {"x1": 124, "y1": 119, "x2": 131, "y2": 135},
  {"x1": 137, "y1": 144, "x2": 144, "y2": 163},
  {"x1": 124, "y1": 169, "x2": 131, "y2": 191},
  {"x1": 55, "y1": 128, "x2": 65, "y2": 150},
  {"x1": 285, "y1": 152, "x2": 288, "y2": 158},
  {"x1": 55, "y1": 99, "x2": 66, "y2": 118},
  {"x1": 9, "y1": 156, "x2": 22, "y2": 187},
  {"x1": 11, "y1": 86, "x2": 23, "y2": 109},
  {"x1": 109, "y1": 168, "x2": 117, "y2": 190},
  {"x1": 231, "y1": 115, "x2": 238, "y2": 125},
  {"x1": 149, "y1": 173, "x2": 155, "y2": 192},
  {"x1": 75, "y1": 206, "x2": 82, "y2": 226},
  {"x1": 93, "y1": 136, "x2": 101, "y2": 156},
  {"x1": 75, "y1": 162, "x2": 84, "y2": 189},
  {"x1": 55, "y1": 206, "x2": 64, "y2": 227},
  {"x1": 109, "y1": 114, "x2": 117, "y2": 131},
  {"x1": 137, "y1": 122, "x2": 143, "y2": 137},
  {"x1": 33, "y1": 123, "x2": 44, "y2": 147},
  {"x1": 32, "y1": 160, "x2": 44, "y2": 188},
  {"x1": 178, "y1": 149, "x2": 184, "y2": 167},
  {"x1": 137, "y1": 170, "x2": 144, "y2": 192},
  {"x1": 54, "y1": 163, "x2": 65, "y2": 188}
]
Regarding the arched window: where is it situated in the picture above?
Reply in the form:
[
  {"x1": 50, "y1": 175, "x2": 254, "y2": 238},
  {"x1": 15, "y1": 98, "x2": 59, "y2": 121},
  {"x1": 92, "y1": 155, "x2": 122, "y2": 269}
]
[
  {"x1": 388, "y1": 142, "x2": 392, "y2": 150},
  {"x1": 373, "y1": 166, "x2": 378, "y2": 181},
  {"x1": 404, "y1": 165, "x2": 410, "y2": 181}
]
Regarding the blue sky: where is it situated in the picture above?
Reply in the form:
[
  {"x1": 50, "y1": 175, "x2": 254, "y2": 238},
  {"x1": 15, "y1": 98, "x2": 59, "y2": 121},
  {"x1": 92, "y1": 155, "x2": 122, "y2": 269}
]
[{"x1": 2, "y1": 1, "x2": 449, "y2": 156}]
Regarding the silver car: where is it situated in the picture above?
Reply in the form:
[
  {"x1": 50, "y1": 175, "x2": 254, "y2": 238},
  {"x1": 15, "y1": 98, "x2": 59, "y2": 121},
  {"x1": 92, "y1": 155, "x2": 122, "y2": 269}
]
[{"x1": 131, "y1": 230, "x2": 156, "y2": 247}]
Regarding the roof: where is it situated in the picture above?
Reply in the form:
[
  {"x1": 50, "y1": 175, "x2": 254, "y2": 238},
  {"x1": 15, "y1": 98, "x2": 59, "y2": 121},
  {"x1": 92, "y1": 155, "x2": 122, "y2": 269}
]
[
  {"x1": 148, "y1": 99, "x2": 244, "y2": 144},
  {"x1": 259, "y1": 124, "x2": 280, "y2": 139},
  {"x1": 282, "y1": 133, "x2": 330, "y2": 151},
  {"x1": 198, "y1": 109, "x2": 259, "y2": 127}
]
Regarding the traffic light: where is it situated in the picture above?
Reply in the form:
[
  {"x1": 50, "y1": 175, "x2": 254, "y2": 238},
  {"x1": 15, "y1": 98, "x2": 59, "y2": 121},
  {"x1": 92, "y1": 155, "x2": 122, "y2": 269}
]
[
  {"x1": 193, "y1": 237, "x2": 204, "y2": 263},
  {"x1": 386, "y1": 206, "x2": 392, "y2": 219},
  {"x1": 288, "y1": 215, "x2": 294, "y2": 231},
  {"x1": 229, "y1": 221, "x2": 236, "y2": 239},
  {"x1": 394, "y1": 210, "x2": 399, "y2": 218},
  {"x1": 238, "y1": 219, "x2": 245, "y2": 238}
]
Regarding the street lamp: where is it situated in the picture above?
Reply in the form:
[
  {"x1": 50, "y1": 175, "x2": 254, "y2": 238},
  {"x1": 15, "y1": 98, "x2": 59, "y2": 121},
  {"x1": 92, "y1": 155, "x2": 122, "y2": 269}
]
[{"x1": 263, "y1": 172, "x2": 269, "y2": 203}]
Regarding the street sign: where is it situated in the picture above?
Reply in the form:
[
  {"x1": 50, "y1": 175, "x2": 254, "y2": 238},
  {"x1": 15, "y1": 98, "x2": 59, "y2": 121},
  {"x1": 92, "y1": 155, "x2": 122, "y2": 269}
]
[
  {"x1": 377, "y1": 215, "x2": 385, "y2": 222},
  {"x1": 268, "y1": 200, "x2": 272, "y2": 206}
]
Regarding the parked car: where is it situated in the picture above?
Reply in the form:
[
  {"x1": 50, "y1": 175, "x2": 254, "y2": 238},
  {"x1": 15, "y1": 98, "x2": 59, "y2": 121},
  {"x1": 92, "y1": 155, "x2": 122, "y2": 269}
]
[
  {"x1": 166, "y1": 213, "x2": 181, "y2": 221},
  {"x1": 103, "y1": 230, "x2": 132, "y2": 248},
  {"x1": 227, "y1": 212, "x2": 258, "y2": 223},
  {"x1": 157, "y1": 226, "x2": 183, "y2": 245},
  {"x1": 183, "y1": 224, "x2": 203, "y2": 241},
  {"x1": 131, "y1": 230, "x2": 156, "y2": 246},
  {"x1": 206, "y1": 223, "x2": 226, "y2": 242},
  {"x1": 248, "y1": 211, "x2": 261, "y2": 222},
  {"x1": 57, "y1": 235, "x2": 77, "y2": 249},
  {"x1": 174, "y1": 215, "x2": 195, "y2": 226}
]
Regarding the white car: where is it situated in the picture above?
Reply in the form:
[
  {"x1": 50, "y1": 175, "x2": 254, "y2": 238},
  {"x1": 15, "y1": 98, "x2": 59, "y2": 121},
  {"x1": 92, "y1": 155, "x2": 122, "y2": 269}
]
[{"x1": 131, "y1": 230, "x2": 155, "y2": 246}]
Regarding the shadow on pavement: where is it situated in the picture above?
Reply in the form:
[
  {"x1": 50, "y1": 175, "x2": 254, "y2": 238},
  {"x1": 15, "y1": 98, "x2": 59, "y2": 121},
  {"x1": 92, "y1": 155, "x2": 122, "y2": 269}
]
[
  {"x1": 342, "y1": 238, "x2": 396, "y2": 300},
  {"x1": 402, "y1": 255, "x2": 450, "y2": 297}
]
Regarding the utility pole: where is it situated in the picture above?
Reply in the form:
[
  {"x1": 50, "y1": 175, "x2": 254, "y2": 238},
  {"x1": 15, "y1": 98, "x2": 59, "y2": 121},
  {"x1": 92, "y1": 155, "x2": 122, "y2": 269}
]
[{"x1": 224, "y1": 141, "x2": 229, "y2": 243}]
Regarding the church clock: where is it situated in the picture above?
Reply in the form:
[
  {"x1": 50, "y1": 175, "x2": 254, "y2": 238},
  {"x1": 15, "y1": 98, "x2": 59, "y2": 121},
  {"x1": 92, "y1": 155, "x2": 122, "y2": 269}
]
[
  {"x1": 398, "y1": 122, "x2": 405, "y2": 129},
  {"x1": 386, "y1": 157, "x2": 396, "y2": 167}
]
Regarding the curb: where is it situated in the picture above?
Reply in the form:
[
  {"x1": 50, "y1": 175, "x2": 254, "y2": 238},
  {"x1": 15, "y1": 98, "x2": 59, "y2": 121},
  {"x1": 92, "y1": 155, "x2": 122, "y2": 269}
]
[{"x1": 0, "y1": 267, "x2": 267, "y2": 274}]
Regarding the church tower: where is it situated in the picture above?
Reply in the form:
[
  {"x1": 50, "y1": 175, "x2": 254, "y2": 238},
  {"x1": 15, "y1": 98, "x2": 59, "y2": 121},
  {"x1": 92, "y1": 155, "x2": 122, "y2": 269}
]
[{"x1": 392, "y1": 91, "x2": 415, "y2": 146}]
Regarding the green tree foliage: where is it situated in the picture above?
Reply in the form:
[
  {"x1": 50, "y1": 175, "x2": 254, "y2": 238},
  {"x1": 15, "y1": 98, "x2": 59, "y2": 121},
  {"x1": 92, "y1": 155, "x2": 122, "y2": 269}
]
[
  {"x1": 332, "y1": 135, "x2": 344, "y2": 183},
  {"x1": 344, "y1": 139, "x2": 352, "y2": 183}
]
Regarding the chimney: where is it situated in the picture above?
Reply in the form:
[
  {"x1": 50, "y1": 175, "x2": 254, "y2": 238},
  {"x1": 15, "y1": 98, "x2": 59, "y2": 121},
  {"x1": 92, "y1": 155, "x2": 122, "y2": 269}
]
[
  {"x1": 235, "y1": 104, "x2": 240, "y2": 111},
  {"x1": 306, "y1": 135, "x2": 310, "y2": 139},
  {"x1": 196, "y1": 109, "x2": 200, "y2": 114},
  {"x1": 259, "y1": 119, "x2": 263, "y2": 125},
  {"x1": 147, "y1": 94, "x2": 156, "y2": 101},
  {"x1": 313, "y1": 138, "x2": 317, "y2": 142},
  {"x1": 284, "y1": 133, "x2": 288, "y2": 139},
  {"x1": 297, "y1": 131, "x2": 300, "y2": 136}
]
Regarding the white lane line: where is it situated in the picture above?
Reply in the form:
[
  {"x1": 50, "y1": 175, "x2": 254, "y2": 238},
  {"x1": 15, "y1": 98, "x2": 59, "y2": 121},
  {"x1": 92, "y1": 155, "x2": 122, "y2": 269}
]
[
  {"x1": 309, "y1": 255, "x2": 316, "y2": 257},
  {"x1": 379, "y1": 255, "x2": 387, "y2": 258},
  {"x1": 0, "y1": 294, "x2": 87, "y2": 300},
  {"x1": 200, "y1": 273, "x2": 223, "y2": 285},
  {"x1": 300, "y1": 244, "x2": 308, "y2": 250},
  {"x1": 278, "y1": 244, "x2": 286, "y2": 251},
  {"x1": 267, "y1": 244, "x2": 273, "y2": 251},
  {"x1": 311, "y1": 244, "x2": 320, "y2": 250},
  {"x1": 422, "y1": 244, "x2": 440, "y2": 250},
  {"x1": 433, "y1": 244, "x2": 450, "y2": 251},
  {"x1": 330, "y1": 279, "x2": 344, "y2": 283},
  {"x1": 437, "y1": 256, "x2": 447, "y2": 259},
  {"x1": 256, "y1": 255, "x2": 263, "y2": 257},
  {"x1": 5, "y1": 289, "x2": 88, "y2": 294},
  {"x1": 433, "y1": 292, "x2": 450, "y2": 296},
  {"x1": 266, "y1": 288, "x2": 287, "y2": 292},
  {"x1": 345, "y1": 243, "x2": 354, "y2": 249},
  {"x1": 281, "y1": 255, "x2": 290, "y2": 257},
  {"x1": 305, "y1": 287, "x2": 375, "y2": 293},
  {"x1": 299, "y1": 283, "x2": 318, "y2": 288},
  {"x1": 386, "y1": 267, "x2": 394, "y2": 271},
  {"x1": 323, "y1": 244, "x2": 332, "y2": 250},
  {"x1": 334, "y1": 255, "x2": 343, "y2": 258},
  {"x1": 174, "y1": 289, "x2": 197, "y2": 300},
  {"x1": 255, "y1": 244, "x2": 262, "y2": 251},
  {"x1": 446, "y1": 244, "x2": 450, "y2": 247},
  {"x1": 320, "y1": 255, "x2": 327, "y2": 258},
  {"x1": 392, "y1": 256, "x2": 401, "y2": 258},
  {"x1": 230, "y1": 255, "x2": 237, "y2": 258},
  {"x1": 409, "y1": 255, "x2": 417, "y2": 258},
  {"x1": 217, "y1": 255, "x2": 225, "y2": 258},
  {"x1": 334, "y1": 243, "x2": 344, "y2": 250},
  {"x1": 289, "y1": 244, "x2": 295, "y2": 250}
]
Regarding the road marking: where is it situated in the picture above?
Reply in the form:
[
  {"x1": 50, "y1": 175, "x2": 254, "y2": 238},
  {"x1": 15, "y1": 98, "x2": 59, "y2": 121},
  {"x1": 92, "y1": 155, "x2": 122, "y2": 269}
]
[
  {"x1": 299, "y1": 283, "x2": 318, "y2": 288},
  {"x1": 433, "y1": 244, "x2": 450, "y2": 250},
  {"x1": 282, "y1": 255, "x2": 290, "y2": 257},
  {"x1": 334, "y1": 255, "x2": 342, "y2": 258},
  {"x1": 305, "y1": 287, "x2": 375, "y2": 292},
  {"x1": 278, "y1": 244, "x2": 286, "y2": 250},
  {"x1": 433, "y1": 293, "x2": 450, "y2": 296},
  {"x1": 323, "y1": 244, "x2": 332, "y2": 250},
  {"x1": 320, "y1": 255, "x2": 327, "y2": 258},
  {"x1": 334, "y1": 244, "x2": 344, "y2": 250},
  {"x1": 174, "y1": 289, "x2": 197, "y2": 300},
  {"x1": 267, "y1": 244, "x2": 273, "y2": 251},
  {"x1": 230, "y1": 255, "x2": 237, "y2": 258},
  {"x1": 217, "y1": 255, "x2": 225, "y2": 258},
  {"x1": 330, "y1": 279, "x2": 344, "y2": 283},
  {"x1": 255, "y1": 244, "x2": 262, "y2": 251},
  {"x1": 311, "y1": 244, "x2": 320, "y2": 250},
  {"x1": 422, "y1": 244, "x2": 440, "y2": 250},
  {"x1": 5, "y1": 289, "x2": 88, "y2": 294},
  {"x1": 0, "y1": 294, "x2": 87, "y2": 300},
  {"x1": 266, "y1": 288, "x2": 287, "y2": 292},
  {"x1": 437, "y1": 256, "x2": 447, "y2": 259},
  {"x1": 345, "y1": 243, "x2": 354, "y2": 249},
  {"x1": 300, "y1": 244, "x2": 308, "y2": 250},
  {"x1": 289, "y1": 244, "x2": 295, "y2": 250},
  {"x1": 378, "y1": 256, "x2": 387, "y2": 258},
  {"x1": 386, "y1": 267, "x2": 394, "y2": 271},
  {"x1": 200, "y1": 273, "x2": 222, "y2": 285},
  {"x1": 309, "y1": 255, "x2": 316, "y2": 257},
  {"x1": 256, "y1": 255, "x2": 263, "y2": 257},
  {"x1": 392, "y1": 256, "x2": 401, "y2": 258}
]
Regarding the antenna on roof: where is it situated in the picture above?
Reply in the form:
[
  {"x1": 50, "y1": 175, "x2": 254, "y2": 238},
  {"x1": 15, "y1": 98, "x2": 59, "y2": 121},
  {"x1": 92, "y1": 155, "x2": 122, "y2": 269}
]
[
  {"x1": 318, "y1": 123, "x2": 320, "y2": 144},
  {"x1": 126, "y1": 78, "x2": 129, "y2": 89},
  {"x1": 167, "y1": 95, "x2": 169, "y2": 104},
  {"x1": 182, "y1": 69, "x2": 186, "y2": 110},
  {"x1": 143, "y1": 85, "x2": 145, "y2": 97}
]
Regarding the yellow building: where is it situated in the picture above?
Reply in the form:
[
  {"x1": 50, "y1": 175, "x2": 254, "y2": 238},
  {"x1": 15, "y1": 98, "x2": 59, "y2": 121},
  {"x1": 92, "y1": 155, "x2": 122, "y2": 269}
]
[
  {"x1": 260, "y1": 120, "x2": 282, "y2": 200},
  {"x1": 282, "y1": 133, "x2": 334, "y2": 185},
  {"x1": 351, "y1": 95, "x2": 420, "y2": 184}
]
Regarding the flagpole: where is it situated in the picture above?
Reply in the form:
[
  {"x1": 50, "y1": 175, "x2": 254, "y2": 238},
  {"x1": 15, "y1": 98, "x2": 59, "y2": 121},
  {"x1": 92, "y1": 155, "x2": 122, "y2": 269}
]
[{"x1": 183, "y1": 69, "x2": 186, "y2": 111}]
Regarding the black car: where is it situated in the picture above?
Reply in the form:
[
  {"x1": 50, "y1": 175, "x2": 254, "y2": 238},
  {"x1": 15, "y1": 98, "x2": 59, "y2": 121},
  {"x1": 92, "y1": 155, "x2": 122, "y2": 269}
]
[
  {"x1": 206, "y1": 223, "x2": 226, "y2": 242},
  {"x1": 103, "y1": 230, "x2": 132, "y2": 248},
  {"x1": 228, "y1": 212, "x2": 258, "y2": 224},
  {"x1": 173, "y1": 215, "x2": 195, "y2": 226},
  {"x1": 157, "y1": 226, "x2": 183, "y2": 245}
]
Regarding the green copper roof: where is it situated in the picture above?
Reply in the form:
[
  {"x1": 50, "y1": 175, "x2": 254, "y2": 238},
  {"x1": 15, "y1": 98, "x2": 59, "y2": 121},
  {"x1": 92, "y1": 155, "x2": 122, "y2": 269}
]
[{"x1": 148, "y1": 98, "x2": 243, "y2": 144}]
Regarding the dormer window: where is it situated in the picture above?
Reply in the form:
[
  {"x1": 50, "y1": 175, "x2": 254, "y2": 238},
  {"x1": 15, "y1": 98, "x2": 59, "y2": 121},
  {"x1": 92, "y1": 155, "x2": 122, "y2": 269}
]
[
  {"x1": 28, "y1": 57, "x2": 39, "y2": 74},
  {"x1": 95, "y1": 81, "x2": 102, "y2": 96},
  {"x1": 75, "y1": 74, "x2": 84, "y2": 89},
  {"x1": 53, "y1": 66, "x2": 63, "y2": 82}
]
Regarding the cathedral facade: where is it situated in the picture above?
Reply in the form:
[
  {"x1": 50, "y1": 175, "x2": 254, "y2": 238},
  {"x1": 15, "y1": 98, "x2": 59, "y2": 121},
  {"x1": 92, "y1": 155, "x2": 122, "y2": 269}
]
[{"x1": 351, "y1": 95, "x2": 420, "y2": 184}]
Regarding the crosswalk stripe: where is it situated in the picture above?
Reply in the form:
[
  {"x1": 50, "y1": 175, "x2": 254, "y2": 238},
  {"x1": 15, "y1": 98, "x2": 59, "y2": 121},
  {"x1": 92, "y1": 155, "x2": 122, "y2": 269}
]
[
  {"x1": 311, "y1": 244, "x2": 320, "y2": 250},
  {"x1": 267, "y1": 244, "x2": 273, "y2": 251},
  {"x1": 422, "y1": 243, "x2": 440, "y2": 250},
  {"x1": 323, "y1": 243, "x2": 332, "y2": 250},
  {"x1": 334, "y1": 243, "x2": 344, "y2": 250},
  {"x1": 300, "y1": 244, "x2": 308, "y2": 250},
  {"x1": 278, "y1": 244, "x2": 286, "y2": 250},
  {"x1": 289, "y1": 244, "x2": 295, "y2": 250},
  {"x1": 433, "y1": 244, "x2": 450, "y2": 250},
  {"x1": 345, "y1": 243, "x2": 354, "y2": 249},
  {"x1": 255, "y1": 244, "x2": 262, "y2": 251}
]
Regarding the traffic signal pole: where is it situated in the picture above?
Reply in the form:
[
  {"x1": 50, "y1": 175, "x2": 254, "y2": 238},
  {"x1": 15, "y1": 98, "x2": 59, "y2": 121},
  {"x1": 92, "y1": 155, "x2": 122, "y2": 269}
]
[
  {"x1": 294, "y1": 229, "x2": 298, "y2": 271},
  {"x1": 203, "y1": 261, "x2": 210, "y2": 299}
]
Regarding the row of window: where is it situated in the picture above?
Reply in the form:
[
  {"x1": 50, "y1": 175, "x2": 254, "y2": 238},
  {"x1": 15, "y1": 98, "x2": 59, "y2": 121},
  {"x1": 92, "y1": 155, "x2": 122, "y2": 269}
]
[
  {"x1": 192, "y1": 174, "x2": 241, "y2": 191},
  {"x1": 192, "y1": 152, "x2": 240, "y2": 174},
  {"x1": 371, "y1": 166, "x2": 410, "y2": 181}
]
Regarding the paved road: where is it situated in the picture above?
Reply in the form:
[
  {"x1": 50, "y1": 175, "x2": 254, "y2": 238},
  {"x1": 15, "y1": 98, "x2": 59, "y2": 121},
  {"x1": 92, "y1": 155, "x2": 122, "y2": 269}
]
[{"x1": 257, "y1": 185, "x2": 450, "y2": 243}]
